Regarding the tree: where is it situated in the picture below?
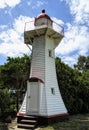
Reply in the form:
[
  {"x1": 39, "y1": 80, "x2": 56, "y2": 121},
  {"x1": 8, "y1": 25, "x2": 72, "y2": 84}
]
[
  {"x1": 0, "y1": 87, "x2": 11, "y2": 115},
  {"x1": 0, "y1": 55, "x2": 89, "y2": 115},
  {"x1": 0, "y1": 54, "x2": 31, "y2": 90},
  {"x1": 74, "y1": 55, "x2": 89, "y2": 112},
  {"x1": 56, "y1": 56, "x2": 89, "y2": 114},
  {"x1": 56, "y1": 57, "x2": 78, "y2": 113},
  {"x1": 0, "y1": 54, "x2": 31, "y2": 112},
  {"x1": 74, "y1": 55, "x2": 89, "y2": 72}
]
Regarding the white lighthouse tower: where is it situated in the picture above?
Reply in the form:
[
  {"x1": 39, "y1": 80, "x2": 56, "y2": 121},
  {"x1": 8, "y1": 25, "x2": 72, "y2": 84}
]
[{"x1": 17, "y1": 10, "x2": 68, "y2": 126}]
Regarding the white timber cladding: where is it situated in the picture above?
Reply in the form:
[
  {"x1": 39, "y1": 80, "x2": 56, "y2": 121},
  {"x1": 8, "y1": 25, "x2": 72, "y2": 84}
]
[
  {"x1": 45, "y1": 35, "x2": 67, "y2": 115},
  {"x1": 26, "y1": 32, "x2": 67, "y2": 116},
  {"x1": 30, "y1": 35, "x2": 45, "y2": 81},
  {"x1": 36, "y1": 18, "x2": 52, "y2": 27},
  {"x1": 29, "y1": 35, "x2": 47, "y2": 115},
  {"x1": 19, "y1": 31, "x2": 67, "y2": 116},
  {"x1": 39, "y1": 83, "x2": 47, "y2": 115},
  {"x1": 19, "y1": 92, "x2": 27, "y2": 114},
  {"x1": 26, "y1": 81, "x2": 30, "y2": 114}
]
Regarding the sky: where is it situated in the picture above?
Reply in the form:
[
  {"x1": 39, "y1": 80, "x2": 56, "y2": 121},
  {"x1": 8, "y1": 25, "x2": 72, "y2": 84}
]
[{"x1": 0, "y1": 0, "x2": 89, "y2": 67}]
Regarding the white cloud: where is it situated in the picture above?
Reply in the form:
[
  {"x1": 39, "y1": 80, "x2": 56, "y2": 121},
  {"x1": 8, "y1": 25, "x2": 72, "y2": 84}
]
[
  {"x1": 56, "y1": 23, "x2": 89, "y2": 57},
  {"x1": 52, "y1": 17, "x2": 64, "y2": 25},
  {"x1": 13, "y1": 15, "x2": 34, "y2": 33},
  {"x1": 70, "y1": 0, "x2": 89, "y2": 24},
  {"x1": 32, "y1": 0, "x2": 47, "y2": 9},
  {"x1": 0, "y1": 15, "x2": 33, "y2": 57},
  {"x1": 61, "y1": 55, "x2": 78, "y2": 67},
  {"x1": 0, "y1": 0, "x2": 21, "y2": 8},
  {"x1": 1, "y1": 14, "x2": 88, "y2": 66},
  {"x1": 36, "y1": 1, "x2": 45, "y2": 7},
  {"x1": 55, "y1": 0, "x2": 89, "y2": 66},
  {"x1": 55, "y1": 21, "x2": 89, "y2": 67},
  {"x1": 0, "y1": 25, "x2": 8, "y2": 30},
  {"x1": 0, "y1": 0, "x2": 89, "y2": 67},
  {"x1": 27, "y1": 1, "x2": 31, "y2": 6},
  {"x1": 0, "y1": 30, "x2": 28, "y2": 57},
  {"x1": 62, "y1": 0, "x2": 89, "y2": 25}
]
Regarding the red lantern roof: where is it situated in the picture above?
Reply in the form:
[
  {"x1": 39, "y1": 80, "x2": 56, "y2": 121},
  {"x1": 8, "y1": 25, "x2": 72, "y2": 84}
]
[{"x1": 34, "y1": 9, "x2": 53, "y2": 25}]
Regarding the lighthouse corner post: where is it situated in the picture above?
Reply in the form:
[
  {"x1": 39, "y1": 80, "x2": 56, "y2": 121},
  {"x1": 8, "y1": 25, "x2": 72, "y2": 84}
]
[{"x1": 17, "y1": 10, "x2": 69, "y2": 126}]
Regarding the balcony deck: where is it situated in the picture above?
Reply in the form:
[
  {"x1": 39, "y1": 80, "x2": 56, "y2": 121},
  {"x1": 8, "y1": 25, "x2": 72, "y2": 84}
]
[
  {"x1": 24, "y1": 20, "x2": 64, "y2": 45},
  {"x1": 24, "y1": 20, "x2": 64, "y2": 35}
]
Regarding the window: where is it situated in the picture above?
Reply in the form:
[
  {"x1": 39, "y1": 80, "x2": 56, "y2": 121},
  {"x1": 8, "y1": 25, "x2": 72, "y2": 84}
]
[
  {"x1": 48, "y1": 49, "x2": 54, "y2": 58},
  {"x1": 51, "y1": 88, "x2": 55, "y2": 95},
  {"x1": 49, "y1": 50, "x2": 52, "y2": 57}
]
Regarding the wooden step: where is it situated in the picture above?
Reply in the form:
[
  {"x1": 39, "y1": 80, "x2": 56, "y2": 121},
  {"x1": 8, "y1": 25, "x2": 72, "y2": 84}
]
[
  {"x1": 18, "y1": 123, "x2": 35, "y2": 129},
  {"x1": 21, "y1": 119, "x2": 37, "y2": 123},
  {"x1": 17, "y1": 115, "x2": 38, "y2": 129},
  {"x1": 23, "y1": 115, "x2": 37, "y2": 118},
  {"x1": 23, "y1": 115, "x2": 38, "y2": 120}
]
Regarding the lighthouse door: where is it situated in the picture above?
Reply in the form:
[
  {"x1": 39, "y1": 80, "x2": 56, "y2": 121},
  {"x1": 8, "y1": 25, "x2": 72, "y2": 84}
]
[{"x1": 27, "y1": 81, "x2": 39, "y2": 115}]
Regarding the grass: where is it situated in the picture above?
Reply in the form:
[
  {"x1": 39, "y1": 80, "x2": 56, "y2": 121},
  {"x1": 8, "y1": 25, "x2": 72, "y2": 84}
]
[{"x1": 39, "y1": 114, "x2": 89, "y2": 130}]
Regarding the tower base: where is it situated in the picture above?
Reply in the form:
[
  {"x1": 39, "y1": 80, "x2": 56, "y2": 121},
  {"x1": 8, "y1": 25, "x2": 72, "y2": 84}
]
[
  {"x1": 17, "y1": 113, "x2": 69, "y2": 128},
  {"x1": 37, "y1": 113, "x2": 69, "y2": 126}
]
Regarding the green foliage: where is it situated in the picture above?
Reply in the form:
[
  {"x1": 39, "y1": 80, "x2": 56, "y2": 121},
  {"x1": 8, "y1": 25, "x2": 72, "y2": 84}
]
[
  {"x1": 0, "y1": 87, "x2": 11, "y2": 115},
  {"x1": 0, "y1": 54, "x2": 31, "y2": 115},
  {"x1": 56, "y1": 56, "x2": 89, "y2": 114},
  {"x1": 0, "y1": 54, "x2": 89, "y2": 116},
  {"x1": 74, "y1": 55, "x2": 89, "y2": 72},
  {"x1": 0, "y1": 54, "x2": 31, "y2": 90}
]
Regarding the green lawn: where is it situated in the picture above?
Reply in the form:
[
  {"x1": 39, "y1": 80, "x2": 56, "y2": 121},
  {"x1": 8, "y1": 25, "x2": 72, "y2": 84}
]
[{"x1": 39, "y1": 114, "x2": 89, "y2": 130}]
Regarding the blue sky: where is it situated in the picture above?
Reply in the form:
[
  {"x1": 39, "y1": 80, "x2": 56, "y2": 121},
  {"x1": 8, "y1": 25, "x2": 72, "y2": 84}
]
[{"x1": 0, "y1": 0, "x2": 89, "y2": 66}]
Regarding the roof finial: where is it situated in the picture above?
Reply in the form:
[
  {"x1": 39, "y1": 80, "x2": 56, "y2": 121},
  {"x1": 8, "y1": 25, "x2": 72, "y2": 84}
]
[{"x1": 42, "y1": 9, "x2": 45, "y2": 13}]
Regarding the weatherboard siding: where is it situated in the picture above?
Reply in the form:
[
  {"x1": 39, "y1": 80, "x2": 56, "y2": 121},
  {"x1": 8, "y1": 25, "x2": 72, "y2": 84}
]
[
  {"x1": 19, "y1": 93, "x2": 27, "y2": 114},
  {"x1": 45, "y1": 36, "x2": 67, "y2": 115},
  {"x1": 39, "y1": 83, "x2": 47, "y2": 115},
  {"x1": 30, "y1": 35, "x2": 45, "y2": 81},
  {"x1": 29, "y1": 34, "x2": 67, "y2": 115},
  {"x1": 30, "y1": 35, "x2": 47, "y2": 115},
  {"x1": 19, "y1": 28, "x2": 67, "y2": 116}
]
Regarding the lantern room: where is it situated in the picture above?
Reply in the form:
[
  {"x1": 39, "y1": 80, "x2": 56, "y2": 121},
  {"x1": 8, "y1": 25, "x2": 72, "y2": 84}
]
[
  {"x1": 34, "y1": 9, "x2": 53, "y2": 27},
  {"x1": 24, "y1": 10, "x2": 64, "y2": 46}
]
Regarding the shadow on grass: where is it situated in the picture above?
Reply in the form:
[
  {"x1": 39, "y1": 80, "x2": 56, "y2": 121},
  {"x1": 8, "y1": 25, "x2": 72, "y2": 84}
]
[
  {"x1": 40, "y1": 114, "x2": 89, "y2": 130},
  {"x1": 0, "y1": 123, "x2": 8, "y2": 130},
  {"x1": 52, "y1": 114, "x2": 89, "y2": 130}
]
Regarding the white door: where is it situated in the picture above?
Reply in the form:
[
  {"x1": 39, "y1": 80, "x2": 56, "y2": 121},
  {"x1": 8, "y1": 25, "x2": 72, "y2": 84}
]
[{"x1": 27, "y1": 82, "x2": 39, "y2": 115}]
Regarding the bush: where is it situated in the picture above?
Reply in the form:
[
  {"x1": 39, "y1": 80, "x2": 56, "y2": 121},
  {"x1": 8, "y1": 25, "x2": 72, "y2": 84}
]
[{"x1": 0, "y1": 88, "x2": 11, "y2": 115}]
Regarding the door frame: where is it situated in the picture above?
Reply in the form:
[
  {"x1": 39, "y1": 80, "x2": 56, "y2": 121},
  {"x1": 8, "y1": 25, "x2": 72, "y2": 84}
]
[{"x1": 27, "y1": 81, "x2": 39, "y2": 115}]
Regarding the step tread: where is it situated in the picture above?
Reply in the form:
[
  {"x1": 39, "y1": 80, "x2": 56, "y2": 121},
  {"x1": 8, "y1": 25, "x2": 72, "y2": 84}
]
[
  {"x1": 18, "y1": 123, "x2": 35, "y2": 128},
  {"x1": 21, "y1": 119, "x2": 37, "y2": 123},
  {"x1": 21, "y1": 110, "x2": 26, "y2": 112},
  {"x1": 23, "y1": 115, "x2": 38, "y2": 119}
]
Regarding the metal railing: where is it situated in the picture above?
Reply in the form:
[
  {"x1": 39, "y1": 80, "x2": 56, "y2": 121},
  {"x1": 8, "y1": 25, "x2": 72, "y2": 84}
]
[{"x1": 24, "y1": 20, "x2": 64, "y2": 35}]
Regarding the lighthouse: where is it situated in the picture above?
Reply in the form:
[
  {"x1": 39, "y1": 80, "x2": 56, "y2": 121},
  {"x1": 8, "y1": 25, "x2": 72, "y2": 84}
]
[{"x1": 17, "y1": 10, "x2": 68, "y2": 127}]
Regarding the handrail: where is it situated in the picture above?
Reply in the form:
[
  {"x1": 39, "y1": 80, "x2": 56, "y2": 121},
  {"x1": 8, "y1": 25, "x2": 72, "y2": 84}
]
[{"x1": 24, "y1": 20, "x2": 64, "y2": 35}]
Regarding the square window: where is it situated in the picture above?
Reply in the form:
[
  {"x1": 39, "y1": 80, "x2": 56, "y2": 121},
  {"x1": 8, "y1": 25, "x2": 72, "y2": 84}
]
[
  {"x1": 48, "y1": 50, "x2": 55, "y2": 58},
  {"x1": 51, "y1": 88, "x2": 55, "y2": 95},
  {"x1": 49, "y1": 50, "x2": 52, "y2": 57}
]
